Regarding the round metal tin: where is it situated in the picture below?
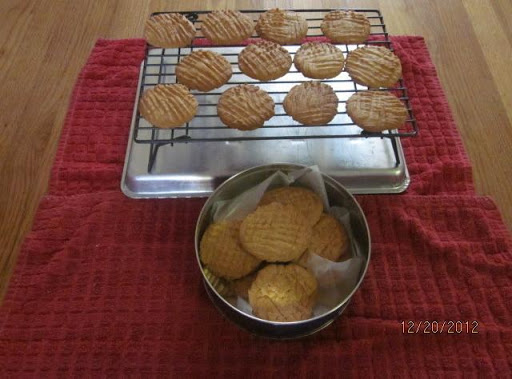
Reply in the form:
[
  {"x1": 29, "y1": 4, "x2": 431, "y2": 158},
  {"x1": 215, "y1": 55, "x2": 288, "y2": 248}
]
[{"x1": 195, "y1": 163, "x2": 371, "y2": 339}]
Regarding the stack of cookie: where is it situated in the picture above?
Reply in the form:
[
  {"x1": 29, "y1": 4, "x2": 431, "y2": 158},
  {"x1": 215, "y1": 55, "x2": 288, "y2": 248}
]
[
  {"x1": 139, "y1": 9, "x2": 408, "y2": 136},
  {"x1": 199, "y1": 186, "x2": 350, "y2": 322}
]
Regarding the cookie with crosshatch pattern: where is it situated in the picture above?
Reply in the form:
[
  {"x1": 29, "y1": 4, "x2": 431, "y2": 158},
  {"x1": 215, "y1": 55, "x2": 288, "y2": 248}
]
[
  {"x1": 307, "y1": 213, "x2": 350, "y2": 262},
  {"x1": 248, "y1": 263, "x2": 318, "y2": 322},
  {"x1": 293, "y1": 42, "x2": 345, "y2": 79},
  {"x1": 238, "y1": 41, "x2": 292, "y2": 81},
  {"x1": 283, "y1": 81, "x2": 339, "y2": 125},
  {"x1": 259, "y1": 186, "x2": 324, "y2": 226},
  {"x1": 346, "y1": 90, "x2": 408, "y2": 132},
  {"x1": 256, "y1": 9, "x2": 308, "y2": 44},
  {"x1": 144, "y1": 13, "x2": 196, "y2": 48},
  {"x1": 240, "y1": 202, "x2": 312, "y2": 262},
  {"x1": 201, "y1": 10, "x2": 254, "y2": 44},
  {"x1": 321, "y1": 10, "x2": 371, "y2": 44},
  {"x1": 176, "y1": 50, "x2": 232, "y2": 92},
  {"x1": 217, "y1": 84, "x2": 275, "y2": 130},
  {"x1": 138, "y1": 84, "x2": 197, "y2": 128},
  {"x1": 200, "y1": 220, "x2": 262, "y2": 280},
  {"x1": 345, "y1": 45, "x2": 402, "y2": 88}
]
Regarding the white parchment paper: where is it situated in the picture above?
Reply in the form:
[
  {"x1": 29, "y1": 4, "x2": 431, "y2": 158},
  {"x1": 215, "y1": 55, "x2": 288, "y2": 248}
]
[{"x1": 211, "y1": 166, "x2": 365, "y2": 319}]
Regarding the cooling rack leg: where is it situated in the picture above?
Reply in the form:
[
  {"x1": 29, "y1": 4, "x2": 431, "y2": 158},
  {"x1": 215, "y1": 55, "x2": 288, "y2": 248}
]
[
  {"x1": 148, "y1": 143, "x2": 165, "y2": 172},
  {"x1": 389, "y1": 136, "x2": 401, "y2": 167}
]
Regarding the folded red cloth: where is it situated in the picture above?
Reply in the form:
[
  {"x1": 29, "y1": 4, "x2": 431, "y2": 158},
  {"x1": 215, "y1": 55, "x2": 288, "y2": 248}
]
[
  {"x1": 1, "y1": 37, "x2": 511, "y2": 376},
  {"x1": 1, "y1": 192, "x2": 510, "y2": 376}
]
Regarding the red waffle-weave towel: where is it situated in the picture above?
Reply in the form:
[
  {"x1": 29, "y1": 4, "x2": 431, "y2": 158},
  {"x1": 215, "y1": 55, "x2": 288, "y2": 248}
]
[{"x1": 1, "y1": 37, "x2": 511, "y2": 377}]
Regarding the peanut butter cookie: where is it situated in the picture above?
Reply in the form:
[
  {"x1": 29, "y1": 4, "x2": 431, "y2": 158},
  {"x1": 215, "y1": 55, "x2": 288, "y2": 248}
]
[
  {"x1": 240, "y1": 203, "x2": 312, "y2": 262},
  {"x1": 144, "y1": 13, "x2": 196, "y2": 48},
  {"x1": 201, "y1": 10, "x2": 254, "y2": 44},
  {"x1": 345, "y1": 46, "x2": 402, "y2": 88},
  {"x1": 200, "y1": 220, "x2": 261, "y2": 280},
  {"x1": 138, "y1": 84, "x2": 197, "y2": 128},
  {"x1": 217, "y1": 84, "x2": 275, "y2": 130},
  {"x1": 256, "y1": 9, "x2": 308, "y2": 44},
  {"x1": 238, "y1": 41, "x2": 292, "y2": 81},
  {"x1": 308, "y1": 213, "x2": 349, "y2": 261},
  {"x1": 176, "y1": 50, "x2": 232, "y2": 92},
  {"x1": 321, "y1": 10, "x2": 371, "y2": 44},
  {"x1": 259, "y1": 186, "x2": 323, "y2": 226},
  {"x1": 248, "y1": 263, "x2": 317, "y2": 322},
  {"x1": 294, "y1": 42, "x2": 344, "y2": 79},
  {"x1": 283, "y1": 81, "x2": 338, "y2": 125},
  {"x1": 346, "y1": 90, "x2": 408, "y2": 132}
]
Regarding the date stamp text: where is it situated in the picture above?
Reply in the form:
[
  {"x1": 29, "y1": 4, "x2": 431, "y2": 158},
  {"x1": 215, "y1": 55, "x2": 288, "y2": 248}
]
[{"x1": 401, "y1": 320, "x2": 479, "y2": 334}]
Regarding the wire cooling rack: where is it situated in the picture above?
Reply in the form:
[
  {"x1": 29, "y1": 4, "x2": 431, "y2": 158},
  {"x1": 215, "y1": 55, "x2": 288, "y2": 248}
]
[{"x1": 133, "y1": 9, "x2": 418, "y2": 171}]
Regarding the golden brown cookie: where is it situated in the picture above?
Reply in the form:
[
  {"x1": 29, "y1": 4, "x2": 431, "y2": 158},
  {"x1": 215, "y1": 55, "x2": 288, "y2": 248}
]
[
  {"x1": 144, "y1": 13, "x2": 196, "y2": 48},
  {"x1": 321, "y1": 10, "x2": 371, "y2": 44},
  {"x1": 138, "y1": 84, "x2": 198, "y2": 128},
  {"x1": 248, "y1": 263, "x2": 317, "y2": 322},
  {"x1": 232, "y1": 272, "x2": 258, "y2": 300},
  {"x1": 240, "y1": 203, "x2": 312, "y2": 262},
  {"x1": 345, "y1": 46, "x2": 402, "y2": 88},
  {"x1": 200, "y1": 220, "x2": 261, "y2": 280},
  {"x1": 259, "y1": 187, "x2": 323, "y2": 226},
  {"x1": 201, "y1": 10, "x2": 254, "y2": 44},
  {"x1": 203, "y1": 267, "x2": 236, "y2": 298},
  {"x1": 346, "y1": 90, "x2": 408, "y2": 132},
  {"x1": 238, "y1": 41, "x2": 292, "y2": 81},
  {"x1": 256, "y1": 9, "x2": 308, "y2": 44},
  {"x1": 176, "y1": 50, "x2": 232, "y2": 92},
  {"x1": 283, "y1": 81, "x2": 338, "y2": 125},
  {"x1": 293, "y1": 42, "x2": 344, "y2": 79},
  {"x1": 217, "y1": 84, "x2": 275, "y2": 130},
  {"x1": 308, "y1": 213, "x2": 350, "y2": 261}
]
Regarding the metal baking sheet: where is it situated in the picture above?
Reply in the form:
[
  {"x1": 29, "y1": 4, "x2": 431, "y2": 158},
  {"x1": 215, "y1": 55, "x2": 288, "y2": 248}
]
[
  {"x1": 121, "y1": 138, "x2": 409, "y2": 198},
  {"x1": 121, "y1": 10, "x2": 412, "y2": 198}
]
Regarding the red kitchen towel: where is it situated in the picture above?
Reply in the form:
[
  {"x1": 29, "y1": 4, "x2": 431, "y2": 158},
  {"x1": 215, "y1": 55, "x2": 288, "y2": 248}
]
[
  {"x1": 1, "y1": 37, "x2": 510, "y2": 377},
  {"x1": 1, "y1": 192, "x2": 510, "y2": 376}
]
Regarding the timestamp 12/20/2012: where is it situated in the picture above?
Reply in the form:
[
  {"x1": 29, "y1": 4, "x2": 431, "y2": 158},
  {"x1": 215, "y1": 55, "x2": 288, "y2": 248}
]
[{"x1": 401, "y1": 321, "x2": 479, "y2": 334}]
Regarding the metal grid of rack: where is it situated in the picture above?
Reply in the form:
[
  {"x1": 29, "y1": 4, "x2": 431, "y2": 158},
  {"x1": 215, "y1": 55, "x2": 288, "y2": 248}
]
[{"x1": 133, "y1": 9, "x2": 418, "y2": 172}]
